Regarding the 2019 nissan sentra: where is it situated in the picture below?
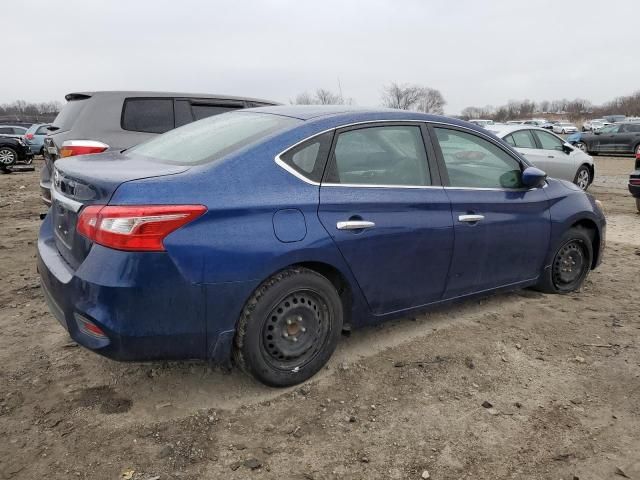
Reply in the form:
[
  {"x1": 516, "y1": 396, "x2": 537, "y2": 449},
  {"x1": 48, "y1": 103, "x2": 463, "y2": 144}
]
[{"x1": 38, "y1": 106, "x2": 606, "y2": 387}]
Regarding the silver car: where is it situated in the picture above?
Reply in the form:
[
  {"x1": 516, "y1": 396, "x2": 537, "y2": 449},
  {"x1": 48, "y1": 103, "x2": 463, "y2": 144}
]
[{"x1": 486, "y1": 124, "x2": 594, "y2": 190}]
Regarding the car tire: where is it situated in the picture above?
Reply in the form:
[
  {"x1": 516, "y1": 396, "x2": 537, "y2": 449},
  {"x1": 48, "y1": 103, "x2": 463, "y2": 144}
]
[
  {"x1": 561, "y1": 129, "x2": 566, "y2": 134},
  {"x1": 0, "y1": 147, "x2": 17, "y2": 170},
  {"x1": 535, "y1": 227, "x2": 593, "y2": 294},
  {"x1": 575, "y1": 142, "x2": 587, "y2": 153},
  {"x1": 635, "y1": 143, "x2": 640, "y2": 156},
  {"x1": 573, "y1": 165, "x2": 591, "y2": 190},
  {"x1": 234, "y1": 267, "x2": 343, "y2": 387}
]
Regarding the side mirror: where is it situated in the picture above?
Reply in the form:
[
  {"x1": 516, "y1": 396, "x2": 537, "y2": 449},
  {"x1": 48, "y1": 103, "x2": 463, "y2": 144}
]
[
  {"x1": 522, "y1": 166, "x2": 547, "y2": 188},
  {"x1": 562, "y1": 143, "x2": 574, "y2": 155}
]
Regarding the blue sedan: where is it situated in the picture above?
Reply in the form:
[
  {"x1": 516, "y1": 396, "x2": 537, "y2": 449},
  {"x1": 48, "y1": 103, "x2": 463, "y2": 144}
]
[{"x1": 38, "y1": 106, "x2": 606, "y2": 387}]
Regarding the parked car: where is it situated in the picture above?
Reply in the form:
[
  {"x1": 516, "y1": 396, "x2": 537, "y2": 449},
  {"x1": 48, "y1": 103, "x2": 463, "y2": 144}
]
[
  {"x1": 506, "y1": 120, "x2": 524, "y2": 125},
  {"x1": 604, "y1": 115, "x2": 626, "y2": 123},
  {"x1": 540, "y1": 121, "x2": 556, "y2": 130},
  {"x1": 23, "y1": 123, "x2": 51, "y2": 155},
  {"x1": 468, "y1": 119, "x2": 494, "y2": 128},
  {"x1": 0, "y1": 125, "x2": 28, "y2": 137},
  {"x1": 573, "y1": 122, "x2": 640, "y2": 155},
  {"x1": 0, "y1": 136, "x2": 33, "y2": 172},
  {"x1": 40, "y1": 91, "x2": 278, "y2": 205},
  {"x1": 582, "y1": 119, "x2": 611, "y2": 132},
  {"x1": 522, "y1": 119, "x2": 547, "y2": 126},
  {"x1": 38, "y1": 106, "x2": 606, "y2": 387},
  {"x1": 629, "y1": 152, "x2": 640, "y2": 212},
  {"x1": 486, "y1": 124, "x2": 594, "y2": 190},
  {"x1": 552, "y1": 122, "x2": 578, "y2": 134}
]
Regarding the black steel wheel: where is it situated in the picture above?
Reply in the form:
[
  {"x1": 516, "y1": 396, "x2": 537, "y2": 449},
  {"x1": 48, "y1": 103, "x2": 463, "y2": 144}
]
[
  {"x1": 234, "y1": 267, "x2": 343, "y2": 387},
  {"x1": 535, "y1": 227, "x2": 593, "y2": 294}
]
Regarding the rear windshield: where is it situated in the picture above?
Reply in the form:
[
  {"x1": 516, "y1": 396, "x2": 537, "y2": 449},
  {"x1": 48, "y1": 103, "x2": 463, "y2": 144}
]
[
  {"x1": 129, "y1": 112, "x2": 301, "y2": 165},
  {"x1": 52, "y1": 99, "x2": 89, "y2": 131}
]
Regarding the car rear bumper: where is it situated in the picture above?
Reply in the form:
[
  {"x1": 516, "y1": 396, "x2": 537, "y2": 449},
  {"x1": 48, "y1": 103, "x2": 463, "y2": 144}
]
[
  {"x1": 629, "y1": 170, "x2": 640, "y2": 197},
  {"x1": 37, "y1": 213, "x2": 212, "y2": 361}
]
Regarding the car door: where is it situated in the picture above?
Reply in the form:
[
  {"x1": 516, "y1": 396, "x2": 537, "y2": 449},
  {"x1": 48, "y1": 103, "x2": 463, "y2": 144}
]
[
  {"x1": 614, "y1": 124, "x2": 640, "y2": 153},
  {"x1": 530, "y1": 129, "x2": 577, "y2": 182},
  {"x1": 430, "y1": 125, "x2": 551, "y2": 298},
  {"x1": 317, "y1": 123, "x2": 454, "y2": 315},
  {"x1": 593, "y1": 124, "x2": 620, "y2": 152}
]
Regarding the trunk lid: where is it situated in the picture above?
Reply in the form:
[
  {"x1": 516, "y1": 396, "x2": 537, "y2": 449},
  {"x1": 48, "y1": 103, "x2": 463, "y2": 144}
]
[{"x1": 51, "y1": 151, "x2": 189, "y2": 269}]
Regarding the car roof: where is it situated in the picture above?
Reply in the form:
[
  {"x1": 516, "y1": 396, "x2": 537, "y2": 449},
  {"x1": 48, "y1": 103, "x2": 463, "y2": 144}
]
[
  {"x1": 0, "y1": 125, "x2": 27, "y2": 128},
  {"x1": 485, "y1": 124, "x2": 548, "y2": 137},
  {"x1": 243, "y1": 105, "x2": 478, "y2": 128},
  {"x1": 65, "y1": 90, "x2": 278, "y2": 105}
]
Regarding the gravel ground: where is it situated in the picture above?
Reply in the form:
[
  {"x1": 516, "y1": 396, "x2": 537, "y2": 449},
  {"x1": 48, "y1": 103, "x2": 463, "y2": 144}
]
[{"x1": 0, "y1": 157, "x2": 638, "y2": 480}]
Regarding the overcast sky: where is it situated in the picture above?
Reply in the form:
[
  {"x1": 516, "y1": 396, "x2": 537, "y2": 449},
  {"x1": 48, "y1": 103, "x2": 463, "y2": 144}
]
[{"x1": 4, "y1": 0, "x2": 638, "y2": 114}]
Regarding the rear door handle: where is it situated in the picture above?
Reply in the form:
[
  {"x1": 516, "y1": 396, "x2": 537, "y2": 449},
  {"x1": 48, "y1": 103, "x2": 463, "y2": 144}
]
[
  {"x1": 336, "y1": 220, "x2": 376, "y2": 230},
  {"x1": 458, "y1": 214, "x2": 484, "y2": 223}
]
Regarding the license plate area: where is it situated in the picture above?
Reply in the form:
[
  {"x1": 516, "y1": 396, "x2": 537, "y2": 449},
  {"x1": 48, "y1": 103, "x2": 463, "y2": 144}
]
[{"x1": 53, "y1": 200, "x2": 77, "y2": 250}]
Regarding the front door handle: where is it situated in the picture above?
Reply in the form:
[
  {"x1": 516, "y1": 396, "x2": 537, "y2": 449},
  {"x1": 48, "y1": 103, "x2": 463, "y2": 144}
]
[
  {"x1": 458, "y1": 214, "x2": 484, "y2": 223},
  {"x1": 336, "y1": 220, "x2": 376, "y2": 230}
]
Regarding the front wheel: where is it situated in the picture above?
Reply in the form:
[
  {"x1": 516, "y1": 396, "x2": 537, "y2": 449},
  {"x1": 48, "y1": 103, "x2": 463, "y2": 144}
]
[
  {"x1": 536, "y1": 227, "x2": 593, "y2": 294},
  {"x1": 0, "y1": 147, "x2": 17, "y2": 170},
  {"x1": 574, "y1": 165, "x2": 591, "y2": 190},
  {"x1": 575, "y1": 142, "x2": 587, "y2": 153},
  {"x1": 234, "y1": 267, "x2": 343, "y2": 387}
]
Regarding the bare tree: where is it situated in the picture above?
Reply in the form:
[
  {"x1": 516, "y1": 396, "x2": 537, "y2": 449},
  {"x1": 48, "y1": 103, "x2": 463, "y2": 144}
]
[
  {"x1": 290, "y1": 88, "x2": 348, "y2": 105},
  {"x1": 416, "y1": 88, "x2": 446, "y2": 115},
  {"x1": 381, "y1": 82, "x2": 446, "y2": 113}
]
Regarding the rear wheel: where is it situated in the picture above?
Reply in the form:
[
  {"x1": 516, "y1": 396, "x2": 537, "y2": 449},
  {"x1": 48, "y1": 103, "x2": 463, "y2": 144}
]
[
  {"x1": 574, "y1": 165, "x2": 591, "y2": 190},
  {"x1": 536, "y1": 227, "x2": 593, "y2": 294},
  {"x1": 234, "y1": 267, "x2": 343, "y2": 387}
]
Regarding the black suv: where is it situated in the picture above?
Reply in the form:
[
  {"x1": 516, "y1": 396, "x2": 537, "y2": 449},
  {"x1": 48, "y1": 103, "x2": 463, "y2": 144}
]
[
  {"x1": 576, "y1": 122, "x2": 640, "y2": 156},
  {"x1": 41, "y1": 91, "x2": 278, "y2": 204}
]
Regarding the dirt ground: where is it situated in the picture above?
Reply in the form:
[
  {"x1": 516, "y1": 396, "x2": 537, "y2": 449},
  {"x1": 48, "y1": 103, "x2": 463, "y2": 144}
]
[{"x1": 1, "y1": 157, "x2": 638, "y2": 480}]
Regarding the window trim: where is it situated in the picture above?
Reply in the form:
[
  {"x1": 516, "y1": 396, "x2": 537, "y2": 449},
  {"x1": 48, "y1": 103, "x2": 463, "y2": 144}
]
[
  {"x1": 322, "y1": 122, "x2": 436, "y2": 188},
  {"x1": 273, "y1": 119, "x2": 529, "y2": 190},
  {"x1": 120, "y1": 97, "x2": 176, "y2": 133}
]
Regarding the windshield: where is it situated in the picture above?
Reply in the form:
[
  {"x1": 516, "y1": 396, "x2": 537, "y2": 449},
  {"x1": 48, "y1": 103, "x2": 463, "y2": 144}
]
[{"x1": 130, "y1": 112, "x2": 301, "y2": 165}]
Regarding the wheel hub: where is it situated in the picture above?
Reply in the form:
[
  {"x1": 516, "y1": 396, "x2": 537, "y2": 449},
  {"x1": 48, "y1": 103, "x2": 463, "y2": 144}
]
[
  {"x1": 262, "y1": 291, "x2": 329, "y2": 368},
  {"x1": 553, "y1": 242, "x2": 584, "y2": 284}
]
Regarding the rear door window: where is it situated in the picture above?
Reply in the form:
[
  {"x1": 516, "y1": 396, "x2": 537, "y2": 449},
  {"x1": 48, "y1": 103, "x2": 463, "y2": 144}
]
[
  {"x1": 532, "y1": 130, "x2": 564, "y2": 151},
  {"x1": 36, "y1": 126, "x2": 50, "y2": 135},
  {"x1": 509, "y1": 130, "x2": 537, "y2": 149},
  {"x1": 121, "y1": 98, "x2": 175, "y2": 133},
  {"x1": 0, "y1": 127, "x2": 12, "y2": 134},
  {"x1": 191, "y1": 103, "x2": 243, "y2": 121},
  {"x1": 325, "y1": 125, "x2": 431, "y2": 186}
]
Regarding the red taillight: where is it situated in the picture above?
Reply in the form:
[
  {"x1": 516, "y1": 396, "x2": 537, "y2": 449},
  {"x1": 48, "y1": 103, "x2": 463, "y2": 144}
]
[
  {"x1": 59, "y1": 140, "x2": 109, "y2": 158},
  {"x1": 630, "y1": 179, "x2": 640, "y2": 186},
  {"x1": 77, "y1": 205, "x2": 206, "y2": 252},
  {"x1": 25, "y1": 133, "x2": 34, "y2": 140}
]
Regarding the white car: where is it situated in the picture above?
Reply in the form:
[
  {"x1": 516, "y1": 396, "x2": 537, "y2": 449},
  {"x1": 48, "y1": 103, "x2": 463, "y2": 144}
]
[
  {"x1": 486, "y1": 124, "x2": 594, "y2": 190},
  {"x1": 468, "y1": 119, "x2": 494, "y2": 128},
  {"x1": 583, "y1": 119, "x2": 611, "y2": 132},
  {"x1": 552, "y1": 122, "x2": 578, "y2": 134}
]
